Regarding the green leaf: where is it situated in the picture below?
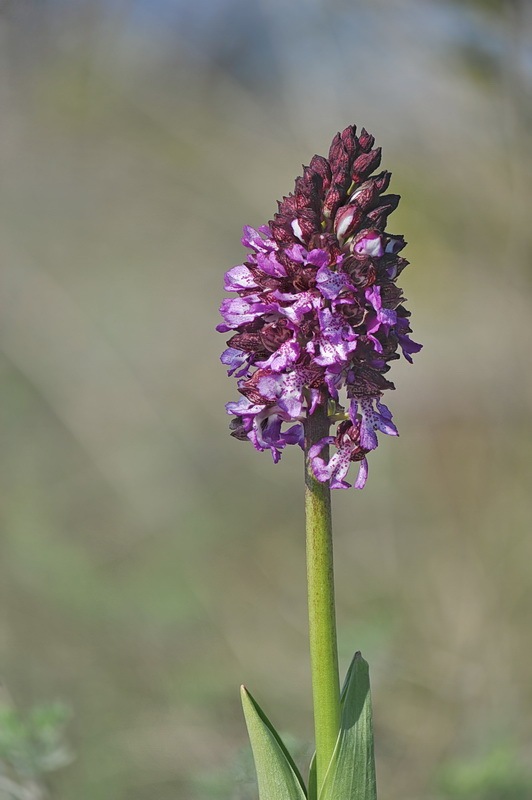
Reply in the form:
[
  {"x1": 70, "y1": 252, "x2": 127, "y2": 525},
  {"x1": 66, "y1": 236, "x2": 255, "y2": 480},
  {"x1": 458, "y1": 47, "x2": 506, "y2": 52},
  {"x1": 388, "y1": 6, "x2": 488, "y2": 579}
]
[
  {"x1": 319, "y1": 652, "x2": 377, "y2": 800},
  {"x1": 308, "y1": 753, "x2": 317, "y2": 800},
  {"x1": 240, "y1": 685, "x2": 307, "y2": 800}
]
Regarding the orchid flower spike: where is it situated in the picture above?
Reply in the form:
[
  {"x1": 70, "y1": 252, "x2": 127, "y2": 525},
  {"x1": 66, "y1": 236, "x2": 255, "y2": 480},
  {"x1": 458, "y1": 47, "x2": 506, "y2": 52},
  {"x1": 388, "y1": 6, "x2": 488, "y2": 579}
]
[{"x1": 218, "y1": 124, "x2": 421, "y2": 489}]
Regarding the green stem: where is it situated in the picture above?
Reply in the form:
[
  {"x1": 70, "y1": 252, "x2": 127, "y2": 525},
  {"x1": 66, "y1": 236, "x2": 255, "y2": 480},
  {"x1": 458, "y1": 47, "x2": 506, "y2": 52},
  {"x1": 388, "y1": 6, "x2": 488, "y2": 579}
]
[{"x1": 304, "y1": 406, "x2": 341, "y2": 792}]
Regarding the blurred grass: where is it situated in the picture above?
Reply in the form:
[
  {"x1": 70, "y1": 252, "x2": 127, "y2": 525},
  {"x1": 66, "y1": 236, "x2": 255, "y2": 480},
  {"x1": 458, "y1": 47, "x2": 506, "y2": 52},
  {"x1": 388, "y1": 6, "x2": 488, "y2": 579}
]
[{"x1": 0, "y1": 1, "x2": 532, "y2": 798}]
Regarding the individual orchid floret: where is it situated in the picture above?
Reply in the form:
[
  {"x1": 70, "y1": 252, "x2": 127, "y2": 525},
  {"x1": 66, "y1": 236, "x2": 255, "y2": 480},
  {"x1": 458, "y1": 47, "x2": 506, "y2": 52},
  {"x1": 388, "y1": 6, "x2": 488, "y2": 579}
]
[
  {"x1": 352, "y1": 230, "x2": 384, "y2": 258},
  {"x1": 218, "y1": 123, "x2": 421, "y2": 488},
  {"x1": 309, "y1": 421, "x2": 369, "y2": 490}
]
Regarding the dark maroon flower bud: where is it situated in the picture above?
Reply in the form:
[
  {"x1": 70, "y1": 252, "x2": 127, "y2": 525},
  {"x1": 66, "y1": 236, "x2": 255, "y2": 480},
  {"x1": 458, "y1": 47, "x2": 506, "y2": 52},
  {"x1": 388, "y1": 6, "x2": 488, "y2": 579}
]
[
  {"x1": 260, "y1": 319, "x2": 293, "y2": 352},
  {"x1": 278, "y1": 194, "x2": 298, "y2": 215},
  {"x1": 351, "y1": 148, "x2": 382, "y2": 180},
  {"x1": 229, "y1": 417, "x2": 250, "y2": 441},
  {"x1": 334, "y1": 203, "x2": 364, "y2": 241},
  {"x1": 304, "y1": 164, "x2": 325, "y2": 199},
  {"x1": 294, "y1": 267, "x2": 318, "y2": 291},
  {"x1": 332, "y1": 167, "x2": 352, "y2": 200},
  {"x1": 338, "y1": 298, "x2": 367, "y2": 327},
  {"x1": 227, "y1": 332, "x2": 265, "y2": 353},
  {"x1": 374, "y1": 194, "x2": 401, "y2": 214},
  {"x1": 307, "y1": 232, "x2": 338, "y2": 255},
  {"x1": 305, "y1": 158, "x2": 331, "y2": 201},
  {"x1": 346, "y1": 366, "x2": 395, "y2": 396},
  {"x1": 379, "y1": 282, "x2": 404, "y2": 309},
  {"x1": 270, "y1": 218, "x2": 296, "y2": 244},
  {"x1": 323, "y1": 183, "x2": 344, "y2": 218},
  {"x1": 330, "y1": 144, "x2": 350, "y2": 177},
  {"x1": 328, "y1": 132, "x2": 342, "y2": 166},
  {"x1": 342, "y1": 255, "x2": 377, "y2": 288},
  {"x1": 358, "y1": 128, "x2": 375, "y2": 152},
  {"x1": 309, "y1": 154, "x2": 332, "y2": 188},
  {"x1": 365, "y1": 194, "x2": 400, "y2": 229},
  {"x1": 292, "y1": 208, "x2": 320, "y2": 243},
  {"x1": 348, "y1": 180, "x2": 380, "y2": 211},
  {"x1": 373, "y1": 171, "x2": 392, "y2": 193},
  {"x1": 295, "y1": 175, "x2": 320, "y2": 212},
  {"x1": 340, "y1": 125, "x2": 358, "y2": 159},
  {"x1": 380, "y1": 254, "x2": 408, "y2": 280},
  {"x1": 328, "y1": 131, "x2": 354, "y2": 174},
  {"x1": 385, "y1": 235, "x2": 406, "y2": 254}
]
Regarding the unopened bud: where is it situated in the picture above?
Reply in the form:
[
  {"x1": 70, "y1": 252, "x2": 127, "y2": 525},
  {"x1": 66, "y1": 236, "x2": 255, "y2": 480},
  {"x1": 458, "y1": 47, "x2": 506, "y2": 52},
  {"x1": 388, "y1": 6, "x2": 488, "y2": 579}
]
[
  {"x1": 358, "y1": 128, "x2": 375, "y2": 152},
  {"x1": 351, "y1": 148, "x2": 382, "y2": 180},
  {"x1": 334, "y1": 204, "x2": 364, "y2": 241}
]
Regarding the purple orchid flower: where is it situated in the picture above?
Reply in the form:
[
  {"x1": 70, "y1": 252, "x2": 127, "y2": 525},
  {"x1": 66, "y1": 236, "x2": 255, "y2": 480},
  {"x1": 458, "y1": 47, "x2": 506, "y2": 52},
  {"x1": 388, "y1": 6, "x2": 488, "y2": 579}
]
[{"x1": 219, "y1": 124, "x2": 421, "y2": 488}]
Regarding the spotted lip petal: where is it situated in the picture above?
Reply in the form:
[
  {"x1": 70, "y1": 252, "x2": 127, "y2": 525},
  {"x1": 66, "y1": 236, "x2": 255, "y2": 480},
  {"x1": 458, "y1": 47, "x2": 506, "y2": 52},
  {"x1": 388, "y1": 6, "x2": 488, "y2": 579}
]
[
  {"x1": 308, "y1": 430, "x2": 369, "y2": 490},
  {"x1": 219, "y1": 125, "x2": 421, "y2": 488}
]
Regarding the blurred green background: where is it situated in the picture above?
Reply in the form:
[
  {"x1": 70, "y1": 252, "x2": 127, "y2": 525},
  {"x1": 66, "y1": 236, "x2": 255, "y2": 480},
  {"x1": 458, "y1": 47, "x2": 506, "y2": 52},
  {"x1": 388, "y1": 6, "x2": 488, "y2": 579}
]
[{"x1": 1, "y1": 0, "x2": 532, "y2": 798}]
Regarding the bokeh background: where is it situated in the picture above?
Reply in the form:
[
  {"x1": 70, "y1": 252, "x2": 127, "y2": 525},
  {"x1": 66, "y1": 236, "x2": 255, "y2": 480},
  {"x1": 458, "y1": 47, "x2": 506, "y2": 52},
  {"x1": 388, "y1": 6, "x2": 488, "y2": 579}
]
[{"x1": 1, "y1": 0, "x2": 532, "y2": 798}]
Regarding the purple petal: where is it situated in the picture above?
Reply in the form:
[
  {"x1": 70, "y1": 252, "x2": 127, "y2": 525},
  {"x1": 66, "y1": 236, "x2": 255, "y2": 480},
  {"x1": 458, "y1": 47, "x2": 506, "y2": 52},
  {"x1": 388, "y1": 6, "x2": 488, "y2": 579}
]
[
  {"x1": 360, "y1": 396, "x2": 399, "y2": 444},
  {"x1": 255, "y1": 372, "x2": 304, "y2": 419},
  {"x1": 309, "y1": 437, "x2": 352, "y2": 489},
  {"x1": 398, "y1": 332, "x2": 423, "y2": 363},
  {"x1": 365, "y1": 285, "x2": 382, "y2": 312},
  {"x1": 226, "y1": 396, "x2": 265, "y2": 416},
  {"x1": 327, "y1": 450, "x2": 353, "y2": 490},
  {"x1": 285, "y1": 244, "x2": 307, "y2": 263},
  {"x1": 242, "y1": 225, "x2": 274, "y2": 252},
  {"x1": 354, "y1": 457, "x2": 369, "y2": 489},
  {"x1": 366, "y1": 286, "x2": 397, "y2": 334},
  {"x1": 308, "y1": 437, "x2": 336, "y2": 483},
  {"x1": 324, "y1": 367, "x2": 343, "y2": 401},
  {"x1": 308, "y1": 437, "x2": 335, "y2": 460},
  {"x1": 308, "y1": 387, "x2": 321, "y2": 415},
  {"x1": 316, "y1": 266, "x2": 354, "y2": 300},
  {"x1": 221, "y1": 347, "x2": 250, "y2": 377},
  {"x1": 257, "y1": 339, "x2": 300, "y2": 371},
  {"x1": 219, "y1": 296, "x2": 275, "y2": 328},
  {"x1": 359, "y1": 421, "x2": 378, "y2": 450},
  {"x1": 306, "y1": 249, "x2": 330, "y2": 268},
  {"x1": 376, "y1": 401, "x2": 394, "y2": 421},
  {"x1": 273, "y1": 290, "x2": 319, "y2": 324},
  {"x1": 282, "y1": 424, "x2": 304, "y2": 447},
  {"x1": 224, "y1": 265, "x2": 258, "y2": 292},
  {"x1": 312, "y1": 308, "x2": 358, "y2": 366},
  {"x1": 256, "y1": 251, "x2": 287, "y2": 277},
  {"x1": 248, "y1": 409, "x2": 304, "y2": 461},
  {"x1": 284, "y1": 245, "x2": 329, "y2": 269}
]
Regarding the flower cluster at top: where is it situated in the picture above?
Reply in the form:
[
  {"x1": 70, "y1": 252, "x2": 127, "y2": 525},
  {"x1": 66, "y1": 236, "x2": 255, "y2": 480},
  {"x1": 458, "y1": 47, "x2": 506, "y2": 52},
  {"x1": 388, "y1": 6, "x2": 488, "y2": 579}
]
[{"x1": 218, "y1": 124, "x2": 421, "y2": 489}]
